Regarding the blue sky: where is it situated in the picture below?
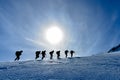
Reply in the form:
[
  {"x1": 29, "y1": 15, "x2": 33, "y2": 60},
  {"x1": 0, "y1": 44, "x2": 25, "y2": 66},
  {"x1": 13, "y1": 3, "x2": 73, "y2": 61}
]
[{"x1": 0, "y1": 0, "x2": 120, "y2": 61}]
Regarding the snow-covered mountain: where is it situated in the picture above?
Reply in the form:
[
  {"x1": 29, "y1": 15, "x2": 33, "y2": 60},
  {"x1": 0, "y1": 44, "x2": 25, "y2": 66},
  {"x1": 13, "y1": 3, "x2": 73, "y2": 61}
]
[
  {"x1": 0, "y1": 52, "x2": 120, "y2": 80},
  {"x1": 108, "y1": 44, "x2": 120, "y2": 53}
]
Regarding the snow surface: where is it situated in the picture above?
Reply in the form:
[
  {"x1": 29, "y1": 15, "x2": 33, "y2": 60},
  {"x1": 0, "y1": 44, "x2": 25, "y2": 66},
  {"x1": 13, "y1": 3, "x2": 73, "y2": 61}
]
[{"x1": 0, "y1": 52, "x2": 120, "y2": 80}]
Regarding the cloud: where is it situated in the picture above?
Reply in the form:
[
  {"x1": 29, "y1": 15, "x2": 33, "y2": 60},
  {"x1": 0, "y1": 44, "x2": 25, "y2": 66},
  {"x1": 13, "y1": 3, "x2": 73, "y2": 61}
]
[{"x1": 25, "y1": 37, "x2": 48, "y2": 48}]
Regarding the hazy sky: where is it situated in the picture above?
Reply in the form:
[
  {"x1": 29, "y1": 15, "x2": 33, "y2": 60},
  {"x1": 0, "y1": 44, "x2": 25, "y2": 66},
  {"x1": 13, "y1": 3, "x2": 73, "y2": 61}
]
[{"x1": 0, "y1": 0, "x2": 120, "y2": 61}]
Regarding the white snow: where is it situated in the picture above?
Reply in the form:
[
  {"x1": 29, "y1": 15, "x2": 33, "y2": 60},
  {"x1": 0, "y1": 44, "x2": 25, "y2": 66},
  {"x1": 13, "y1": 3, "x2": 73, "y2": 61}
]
[{"x1": 0, "y1": 52, "x2": 120, "y2": 80}]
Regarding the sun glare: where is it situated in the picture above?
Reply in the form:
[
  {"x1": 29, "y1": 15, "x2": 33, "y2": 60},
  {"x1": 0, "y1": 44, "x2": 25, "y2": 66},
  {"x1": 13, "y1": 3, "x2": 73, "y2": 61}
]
[{"x1": 45, "y1": 26, "x2": 64, "y2": 45}]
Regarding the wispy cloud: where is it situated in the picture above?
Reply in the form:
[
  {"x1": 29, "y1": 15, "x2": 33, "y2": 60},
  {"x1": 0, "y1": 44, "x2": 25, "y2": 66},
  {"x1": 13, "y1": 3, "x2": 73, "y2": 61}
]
[{"x1": 25, "y1": 37, "x2": 48, "y2": 48}]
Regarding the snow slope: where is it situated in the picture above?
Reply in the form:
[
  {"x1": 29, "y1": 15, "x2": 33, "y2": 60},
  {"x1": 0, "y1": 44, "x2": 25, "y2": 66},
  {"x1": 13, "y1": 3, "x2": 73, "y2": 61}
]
[{"x1": 0, "y1": 52, "x2": 120, "y2": 80}]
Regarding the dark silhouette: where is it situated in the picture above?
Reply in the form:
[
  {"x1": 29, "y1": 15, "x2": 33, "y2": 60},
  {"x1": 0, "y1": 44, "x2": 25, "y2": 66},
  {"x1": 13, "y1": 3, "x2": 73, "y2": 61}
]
[
  {"x1": 65, "y1": 50, "x2": 69, "y2": 58},
  {"x1": 35, "y1": 51, "x2": 41, "y2": 60},
  {"x1": 108, "y1": 44, "x2": 120, "y2": 53},
  {"x1": 70, "y1": 50, "x2": 75, "y2": 58},
  {"x1": 49, "y1": 50, "x2": 54, "y2": 59},
  {"x1": 56, "y1": 51, "x2": 60, "y2": 59},
  {"x1": 14, "y1": 50, "x2": 23, "y2": 61},
  {"x1": 41, "y1": 50, "x2": 46, "y2": 60},
  {"x1": 108, "y1": 47, "x2": 116, "y2": 53}
]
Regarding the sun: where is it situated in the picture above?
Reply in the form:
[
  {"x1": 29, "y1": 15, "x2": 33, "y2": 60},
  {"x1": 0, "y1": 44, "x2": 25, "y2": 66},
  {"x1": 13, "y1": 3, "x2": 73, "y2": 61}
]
[{"x1": 45, "y1": 26, "x2": 64, "y2": 45}]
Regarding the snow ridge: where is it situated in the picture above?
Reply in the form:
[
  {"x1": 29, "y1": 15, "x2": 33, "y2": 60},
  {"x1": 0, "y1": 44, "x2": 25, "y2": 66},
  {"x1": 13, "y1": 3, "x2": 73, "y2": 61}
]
[{"x1": 0, "y1": 53, "x2": 120, "y2": 80}]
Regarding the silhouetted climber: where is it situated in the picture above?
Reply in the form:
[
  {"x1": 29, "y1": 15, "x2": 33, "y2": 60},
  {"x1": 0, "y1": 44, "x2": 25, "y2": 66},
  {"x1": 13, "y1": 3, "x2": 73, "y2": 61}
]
[
  {"x1": 65, "y1": 50, "x2": 69, "y2": 58},
  {"x1": 14, "y1": 50, "x2": 23, "y2": 61},
  {"x1": 49, "y1": 50, "x2": 54, "y2": 59},
  {"x1": 56, "y1": 51, "x2": 60, "y2": 59},
  {"x1": 35, "y1": 51, "x2": 41, "y2": 60},
  {"x1": 70, "y1": 50, "x2": 75, "y2": 58},
  {"x1": 41, "y1": 50, "x2": 46, "y2": 60}
]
